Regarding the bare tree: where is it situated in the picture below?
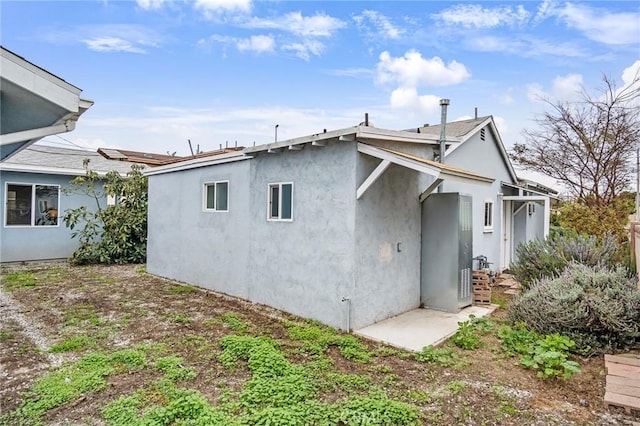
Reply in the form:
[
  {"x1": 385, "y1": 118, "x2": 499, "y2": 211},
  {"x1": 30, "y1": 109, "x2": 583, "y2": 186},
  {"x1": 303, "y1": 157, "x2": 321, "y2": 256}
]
[{"x1": 511, "y1": 72, "x2": 640, "y2": 206}]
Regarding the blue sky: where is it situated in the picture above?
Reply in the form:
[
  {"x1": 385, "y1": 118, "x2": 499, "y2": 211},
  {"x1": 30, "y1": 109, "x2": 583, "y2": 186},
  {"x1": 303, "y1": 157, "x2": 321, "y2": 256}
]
[{"x1": 2, "y1": 0, "x2": 639, "y2": 161}]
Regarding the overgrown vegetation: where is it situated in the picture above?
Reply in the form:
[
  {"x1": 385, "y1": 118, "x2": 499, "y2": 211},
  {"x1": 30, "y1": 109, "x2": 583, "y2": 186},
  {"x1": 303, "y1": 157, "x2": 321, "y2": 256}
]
[
  {"x1": 2, "y1": 349, "x2": 148, "y2": 424},
  {"x1": 63, "y1": 161, "x2": 147, "y2": 265},
  {"x1": 556, "y1": 194, "x2": 635, "y2": 246},
  {"x1": 3, "y1": 264, "x2": 625, "y2": 425},
  {"x1": 509, "y1": 232, "x2": 620, "y2": 289},
  {"x1": 509, "y1": 263, "x2": 640, "y2": 354},
  {"x1": 497, "y1": 324, "x2": 581, "y2": 379}
]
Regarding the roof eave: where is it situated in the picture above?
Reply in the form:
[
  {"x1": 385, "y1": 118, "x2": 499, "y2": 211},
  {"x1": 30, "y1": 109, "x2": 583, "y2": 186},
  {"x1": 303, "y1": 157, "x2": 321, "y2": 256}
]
[{"x1": 144, "y1": 151, "x2": 251, "y2": 176}]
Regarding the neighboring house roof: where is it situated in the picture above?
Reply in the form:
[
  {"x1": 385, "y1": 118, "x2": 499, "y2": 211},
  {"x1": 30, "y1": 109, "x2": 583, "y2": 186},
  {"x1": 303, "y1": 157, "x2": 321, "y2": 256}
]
[
  {"x1": 98, "y1": 147, "x2": 244, "y2": 167},
  {"x1": 0, "y1": 144, "x2": 138, "y2": 176},
  {"x1": 0, "y1": 46, "x2": 94, "y2": 160}
]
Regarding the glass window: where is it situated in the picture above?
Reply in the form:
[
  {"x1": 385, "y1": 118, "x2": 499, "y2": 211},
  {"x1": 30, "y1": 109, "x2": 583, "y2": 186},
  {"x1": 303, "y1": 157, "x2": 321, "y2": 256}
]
[
  {"x1": 483, "y1": 200, "x2": 493, "y2": 232},
  {"x1": 268, "y1": 182, "x2": 293, "y2": 221},
  {"x1": 5, "y1": 183, "x2": 59, "y2": 226},
  {"x1": 203, "y1": 181, "x2": 229, "y2": 212}
]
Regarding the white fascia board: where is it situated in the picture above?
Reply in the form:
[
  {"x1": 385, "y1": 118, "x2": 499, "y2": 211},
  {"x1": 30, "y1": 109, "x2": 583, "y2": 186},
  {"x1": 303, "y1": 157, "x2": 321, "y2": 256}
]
[
  {"x1": 356, "y1": 127, "x2": 452, "y2": 144},
  {"x1": 0, "y1": 122, "x2": 74, "y2": 146},
  {"x1": 357, "y1": 143, "x2": 441, "y2": 178},
  {"x1": 144, "y1": 152, "x2": 251, "y2": 176},
  {"x1": 1, "y1": 53, "x2": 81, "y2": 112},
  {"x1": 244, "y1": 126, "x2": 359, "y2": 154},
  {"x1": 502, "y1": 196, "x2": 549, "y2": 201}
]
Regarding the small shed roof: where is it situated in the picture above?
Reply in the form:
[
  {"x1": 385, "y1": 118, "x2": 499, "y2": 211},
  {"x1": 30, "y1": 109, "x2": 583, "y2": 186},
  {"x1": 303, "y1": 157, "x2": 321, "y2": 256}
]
[{"x1": 0, "y1": 144, "x2": 139, "y2": 176}]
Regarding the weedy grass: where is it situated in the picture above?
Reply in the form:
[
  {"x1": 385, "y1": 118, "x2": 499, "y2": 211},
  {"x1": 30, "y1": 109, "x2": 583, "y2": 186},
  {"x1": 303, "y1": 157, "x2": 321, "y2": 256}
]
[
  {"x1": 285, "y1": 320, "x2": 372, "y2": 363},
  {"x1": 49, "y1": 334, "x2": 97, "y2": 353},
  {"x1": 1, "y1": 271, "x2": 37, "y2": 290}
]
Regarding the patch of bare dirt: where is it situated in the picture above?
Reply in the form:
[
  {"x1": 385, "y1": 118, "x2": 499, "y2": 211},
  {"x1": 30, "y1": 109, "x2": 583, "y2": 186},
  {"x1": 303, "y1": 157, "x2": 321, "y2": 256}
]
[{"x1": 0, "y1": 263, "x2": 638, "y2": 425}]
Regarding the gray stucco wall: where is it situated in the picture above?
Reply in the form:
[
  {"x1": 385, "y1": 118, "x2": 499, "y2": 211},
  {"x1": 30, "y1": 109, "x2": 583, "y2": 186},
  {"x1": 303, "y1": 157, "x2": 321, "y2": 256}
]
[
  {"x1": 352, "y1": 152, "x2": 423, "y2": 330},
  {"x1": 246, "y1": 142, "x2": 357, "y2": 330},
  {"x1": 444, "y1": 129, "x2": 516, "y2": 271},
  {"x1": 147, "y1": 143, "x2": 358, "y2": 330},
  {"x1": 146, "y1": 160, "x2": 252, "y2": 298},
  {"x1": 0, "y1": 171, "x2": 105, "y2": 262}
]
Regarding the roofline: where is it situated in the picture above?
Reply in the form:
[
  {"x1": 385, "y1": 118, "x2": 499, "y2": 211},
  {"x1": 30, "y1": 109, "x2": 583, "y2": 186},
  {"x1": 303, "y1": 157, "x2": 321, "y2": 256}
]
[
  {"x1": 245, "y1": 125, "x2": 454, "y2": 154},
  {"x1": 444, "y1": 116, "x2": 519, "y2": 183},
  {"x1": 1, "y1": 46, "x2": 81, "y2": 93},
  {"x1": 0, "y1": 162, "x2": 131, "y2": 177},
  {"x1": 143, "y1": 151, "x2": 251, "y2": 176},
  {"x1": 501, "y1": 181, "x2": 560, "y2": 200}
]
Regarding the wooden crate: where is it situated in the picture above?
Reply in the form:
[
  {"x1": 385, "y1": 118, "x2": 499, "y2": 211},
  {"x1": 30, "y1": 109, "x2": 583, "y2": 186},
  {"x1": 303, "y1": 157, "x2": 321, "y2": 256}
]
[{"x1": 604, "y1": 354, "x2": 640, "y2": 414}]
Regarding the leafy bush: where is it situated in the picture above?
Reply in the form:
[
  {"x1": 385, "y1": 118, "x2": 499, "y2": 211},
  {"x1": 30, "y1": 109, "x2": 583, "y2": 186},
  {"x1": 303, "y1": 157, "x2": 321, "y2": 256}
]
[
  {"x1": 496, "y1": 324, "x2": 581, "y2": 379},
  {"x1": 509, "y1": 232, "x2": 619, "y2": 289},
  {"x1": 557, "y1": 196, "x2": 635, "y2": 246},
  {"x1": 63, "y1": 161, "x2": 147, "y2": 265},
  {"x1": 520, "y1": 334, "x2": 581, "y2": 379},
  {"x1": 509, "y1": 263, "x2": 640, "y2": 353}
]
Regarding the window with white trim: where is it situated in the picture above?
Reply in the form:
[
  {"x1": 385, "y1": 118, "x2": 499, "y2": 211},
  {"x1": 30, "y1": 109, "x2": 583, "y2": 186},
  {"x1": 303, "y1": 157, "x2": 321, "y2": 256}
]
[
  {"x1": 5, "y1": 183, "x2": 60, "y2": 227},
  {"x1": 203, "y1": 181, "x2": 229, "y2": 212},
  {"x1": 268, "y1": 182, "x2": 293, "y2": 221},
  {"x1": 483, "y1": 200, "x2": 494, "y2": 232}
]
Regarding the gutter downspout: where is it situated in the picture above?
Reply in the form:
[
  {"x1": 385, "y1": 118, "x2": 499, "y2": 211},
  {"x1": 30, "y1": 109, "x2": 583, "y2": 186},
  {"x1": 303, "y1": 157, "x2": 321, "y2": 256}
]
[{"x1": 438, "y1": 98, "x2": 450, "y2": 193}]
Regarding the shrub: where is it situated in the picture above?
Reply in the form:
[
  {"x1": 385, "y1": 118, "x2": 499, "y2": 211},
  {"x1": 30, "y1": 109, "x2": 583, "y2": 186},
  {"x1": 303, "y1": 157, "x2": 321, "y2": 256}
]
[
  {"x1": 509, "y1": 263, "x2": 640, "y2": 353},
  {"x1": 510, "y1": 232, "x2": 619, "y2": 289},
  {"x1": 63, "y1": 161, "x2": 147, "y2": 265}
]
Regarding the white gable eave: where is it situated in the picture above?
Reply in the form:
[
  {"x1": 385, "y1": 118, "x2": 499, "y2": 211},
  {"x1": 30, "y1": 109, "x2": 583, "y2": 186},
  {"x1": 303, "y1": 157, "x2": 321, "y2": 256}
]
[{"x1": 143, "y1": 151, "x2": 251, "y2": 176}]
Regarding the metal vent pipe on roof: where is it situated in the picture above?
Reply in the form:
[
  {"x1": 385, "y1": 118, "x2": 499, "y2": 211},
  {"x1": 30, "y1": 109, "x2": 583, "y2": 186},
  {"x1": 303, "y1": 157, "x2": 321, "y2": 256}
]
[{"x1": 438, "y1": 99, "x2": 450, "y2": 193}]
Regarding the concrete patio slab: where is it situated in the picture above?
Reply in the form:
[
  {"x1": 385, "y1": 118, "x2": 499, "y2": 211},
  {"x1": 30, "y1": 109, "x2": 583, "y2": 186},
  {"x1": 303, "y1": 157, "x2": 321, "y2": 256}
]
[{"x1": 355, "y1": 304, "x2": 498, "y2": 352}]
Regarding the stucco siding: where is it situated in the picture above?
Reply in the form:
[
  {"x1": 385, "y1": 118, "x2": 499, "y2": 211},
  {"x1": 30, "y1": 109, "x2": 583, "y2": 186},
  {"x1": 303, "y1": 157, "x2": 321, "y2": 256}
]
[
  {"x1": 352, "y1": 153, "x2": 422, "y2": 329},
  {"x1": 146, "y1": 160, "x2": 251, "y2": 298},
  {"x1": 444, "y1": 129, "x2": 514, "y2": 270},
  {"x1": 246, "y1": 142, "x2": 357, "y2": 330},
  {"x1": 0, "y1": 171, "x2": 103, "y2": 262}
]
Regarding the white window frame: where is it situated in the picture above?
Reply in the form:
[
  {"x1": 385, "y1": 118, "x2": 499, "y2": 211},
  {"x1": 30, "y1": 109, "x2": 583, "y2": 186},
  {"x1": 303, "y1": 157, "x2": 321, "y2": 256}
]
[
  {"x1": 4, "y1": 182, "x2": 61, "y2": 228},
  {"x1": 483, "y1": 199, "x2": 494, "y2": 232},
  {"x1": 267, "y1": 182, "x2": 293, "y2": 222},
  {"x1": 203, "y1": 181, "x2": 229, "y2": 212}
]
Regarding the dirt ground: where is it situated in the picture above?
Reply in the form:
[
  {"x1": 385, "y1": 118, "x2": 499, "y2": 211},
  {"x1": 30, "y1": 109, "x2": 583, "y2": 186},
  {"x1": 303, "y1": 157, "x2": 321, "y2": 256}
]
[{"x1": 0, "y1": 263, "x2": 638, "y2": 425}]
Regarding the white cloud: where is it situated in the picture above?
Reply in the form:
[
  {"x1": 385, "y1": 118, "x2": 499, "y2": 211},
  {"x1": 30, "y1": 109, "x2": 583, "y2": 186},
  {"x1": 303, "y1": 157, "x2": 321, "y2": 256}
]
[
  {"x1": 243, "y1": 12, "x2": 346, "y2": 37},
  {"x1": 136, "y1": 0, "x2": 165, "y2": 10},
  {"x1": 282, "y1": 39, "x2": 325, "y2": 61},
  {"x1": 555, "y1": 3, "x2": 640, "y2": 45},
  {"x1": 82, "y1": 37, "x2": 147, "y2": 54},
  {"x1": 466, "y1": 35, "x2": 587, "y2": 58},
  {"x1": 432, "y1": 4, "x2": 530, "y2": 28},
  {"x1": 389, "y1": 87, "x2": 440, "y2": 116},
  {"x1": 526, "y1": 73, "x2": 584, "y2": 103},
  {"x1": 237, "y1": 35, "x2": 275, "y2": 53},
  {"x1": 622, "y1": 60, "x2": 640, "y2": 87},
  {"x1": 194, "y1": 0, "x2": 252, "y2": 17},
  {"x1": 526, "y1": 83, "x2": 548, "y2": 103},
  {"x1": 376, "y1": 50, "x2": 471, "y2": 87},
  {"x1": 326, "y1": 68, "x2": 373, "y2": 78},
  {"x1": 551, "y1": 73, "x2": 583, "y2": 101},
  {"x1": 353, "y1": 10, "x2": 404, "y2": 40},
  {"x1": 498, "y1": 89, "x2": 514, "y2": 106}
]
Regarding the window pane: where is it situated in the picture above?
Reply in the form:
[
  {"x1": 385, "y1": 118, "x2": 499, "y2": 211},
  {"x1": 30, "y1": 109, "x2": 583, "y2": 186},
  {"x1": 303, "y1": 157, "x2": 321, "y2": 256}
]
[
  {"x1": 484, "y1": 202, "x2": 492, "y2": 227},
  {"x1": 281, "y1": 184, "x2": 292, "y2": 219},
  {"x1": 270, "y1": 185, "x2": 279, "y2": 218},
  {"x1": 6, "y1": 184, "x2": 32, "y2": 225},
  {"x1": 216, "y1": 182, "x2": 228, "y2": 211},
  {"x1": 206, "y1": 184, "x2": 215, "y2": 209},
  {"x1": 35, "y1": 185, "x2": 59, "y2": 226}
]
